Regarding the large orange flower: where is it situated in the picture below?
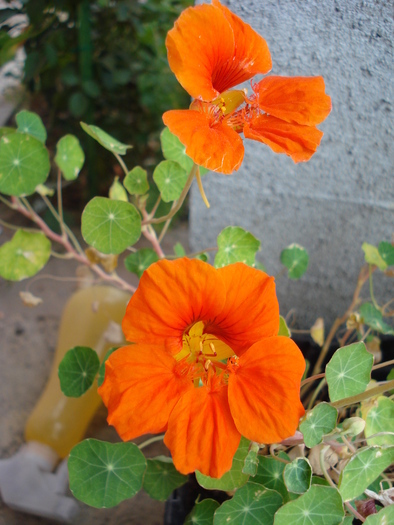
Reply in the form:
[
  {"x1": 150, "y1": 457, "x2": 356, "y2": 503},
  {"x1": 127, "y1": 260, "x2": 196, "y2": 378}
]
[
  {"x1": 99, "y1": 258, "x2": 305, "y2": 478},
  {"x1": 163, "y1": 0, "x2": 331, "y2": 173}
]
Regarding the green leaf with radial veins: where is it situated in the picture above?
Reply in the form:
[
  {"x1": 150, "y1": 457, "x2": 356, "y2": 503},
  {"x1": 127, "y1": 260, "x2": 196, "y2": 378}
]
[
  {"x1": 81, "y1": 197, "x2": 141, "y2": 254},
  {"x1": 124, "y1": 248, "x2": 159, "y2": 278},
  {"x1": 16, "y1": 110, "x2": 47, "y2": 143},
  {"x1": 359, "y1": 303, "x2": 394, "y2": 335},
  {"x1": 58, "y1": 346, "x2": 100, "y2": 397},
  {"x1": 364, "y1": 505, "x2": 394, "y2": 525},
  {"x1": 55, "y1": 134, "x2": 85, "y2": 181},
  {"x1": 185, "y1": 499, "x2": 219, "y2": 525},
  {"x1": 214, "y1": 226, "x2": 260, "y2": 268},
  {"x1": 274, "y1": 485, "x2": 344, "y2": 525},
  {"x1": 280, "y1": 244, "x2": 309, "y2": 279},
  {"x1": 378, "y1": 241, "x2": 394, "y2": 266},
  {"x1": 68, "y1": 439, "x2": 146, "y2": 508},
  {"x1": 299, "y1": 403, "x2": 338, "y2": 448},
  {"x1": 0, "y1": 133, "x2": 50, "y2": 196},
  {"x1": 253, "y1": 454, "x2": 288, "y2": 501},
  {"x1": 284, "y1": 458, "x2": 312, "y2": 494},
  {"x1": 325, "y1": 342, "x2": 373, "y2": 402},
  {"x1": 143, "y1": 456, "x2": 187, "y2": 501},
  {"x1": 0, "y1": 230, "x2": 51, "y2": 281},
  {"x1": 123, "y1": 166, "x2": 149, "y2": 195},
  {"x1": 196, "y1": 437, "x2": 249, "y2": 491},
  {"x1": 153, "y1": 160, "x2": 188, "y2": 202},
  {"x1": 365, "y1": 396, "x2": 394, "y2": 446},
  {"x1": 338, "y1": 445, "x2": 394, "y2": 501},
  {"x1": 80, "y1": 122, "x2": 131, "y2": 155},
  {"x1": 214, "y1": 483, "x2": 282, "y2": 525}
]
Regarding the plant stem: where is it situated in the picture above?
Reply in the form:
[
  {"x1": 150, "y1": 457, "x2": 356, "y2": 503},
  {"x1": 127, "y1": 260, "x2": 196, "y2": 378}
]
[
  {"x1": 114, "y1": 152, "x2": 129, "y2": 177},
  {"x1": 368, "y1": 264, "x2": 380, "y2": 310},
  {"x1": 57, "y1": 169, "x2": 66, "y2": 239},
  {"x1": 195, "y1": 167, "x2": 210, "y2": 208},
  {"x1": 331, "y1": 380, "x2": 394, "y2": 410},
  {"x1": 138, "y1": 434, "x2": 164, "y2": 450}
]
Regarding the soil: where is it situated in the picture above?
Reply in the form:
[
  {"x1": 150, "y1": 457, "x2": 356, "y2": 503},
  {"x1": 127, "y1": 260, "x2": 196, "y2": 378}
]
[{"x1": 0, "y1": 210, "x2": 190, "y2": 525}]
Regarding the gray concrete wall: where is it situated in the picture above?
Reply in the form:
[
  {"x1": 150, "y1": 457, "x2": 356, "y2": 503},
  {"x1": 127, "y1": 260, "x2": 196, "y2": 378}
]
[{"x1": 190, "y1": 0, "x2": 393, "y2": 328}]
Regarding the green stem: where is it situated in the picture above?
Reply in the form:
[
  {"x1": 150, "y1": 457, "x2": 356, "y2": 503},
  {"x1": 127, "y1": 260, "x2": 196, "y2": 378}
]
[
  {"x1": 114, "y1": 152, "x2": 129, "y2": 177},
  {"x1": 307, "y1": 377, "x2": 326, "y2": 410},
  {"x1": 369, "y1": 264, "x2": 380, "y2": 310},
  {"x1": 331, "y1": 380, "x2": 394, "y2": 410},
  {"x1": 138, "y1": 434, "x2": 164, "y2": 450}
]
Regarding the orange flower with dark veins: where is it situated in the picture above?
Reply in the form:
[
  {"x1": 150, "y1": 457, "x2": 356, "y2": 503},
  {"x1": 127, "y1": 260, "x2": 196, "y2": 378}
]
[
  {"x1": 99, "y1": 258, "x2": 305, "y2": 478},
  {"x1": 162, "y1": 0, "x2": 332, "y2": 173}
]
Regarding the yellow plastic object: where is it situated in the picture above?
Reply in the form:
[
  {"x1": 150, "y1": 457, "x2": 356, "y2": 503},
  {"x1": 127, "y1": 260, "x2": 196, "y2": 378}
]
[{"x1": 25, "y1": 286, "x2": 130, "y2": 458}]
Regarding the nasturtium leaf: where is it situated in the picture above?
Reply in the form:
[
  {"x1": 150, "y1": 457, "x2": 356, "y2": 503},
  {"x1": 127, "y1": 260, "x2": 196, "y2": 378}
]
[
  {"x1": 195, "y1": 252, "x2": 209, "y2": 262},
  {"x1": 378, "y1": 241, "x2": 394, "y2": 267},
  {"x1": 58, "y1": 346, "x2": 100, "y2": 397},
  {"x1": 143, "y1": 456, "x2": 187, "y2": 501},
  {"x1": 325, "y1": 342, "x2": 373, "y2": 402},
  {"x1": 363, "y1": 505, "x2": 394, "y2": 524},
  {"x1": 124, "y1": 248, "x2": 159, "y2": 278},
  {"x1": 0, "y1": 133, "x2": 50, "y2": 196},
  {"x1": 280, "y1": 244, "x2": 309, "y2": 279},
  {"x1": 362, "y1": 242, "x2": 387, "y2": 271},
  {"x1": 339, "y1": 517, "x2": 353, "y2": 525},
  {"x1": 123, "y1": 166, "x2": 149, "y2": 195},
  {"x1": 0, "y1": 230, "x2": 51, "y2": 281},
  {"x1": 214, "y1": 483, "x2": 282, "y2": 525},
  {"x1": 284, "y1": 458, "x2": 312, "y2": 494},
  {"x1": 338, "y1": 446, "x2": 394, "y2": 501},
  {"x1": 68, "y1": 439, "x2": 146, "y2": 508},
  {"x1": 359, "y1": 303, "x2": 394, "y2": 335},
  {"x1": 98, "y1": 347, "x2": 119, "y2": 388},
  {"x1": 311, "y1": 476, "x2": 330, "y2": 487},
  {"x1": 242, "y1": 448, "x2": 259, "y2": 476},
  {"x1": 55, "y1": 134, "x2": 85, "y2": 181},
  {"x1": 81, "y1": 197, "x2": 141, "y2": 255},
  {"x1": 160, "y1": 127, "x2": 208, "y2": 176},
  {"x1": 278, "y1": 316, "x2": 291, "y2": 337},
  {"x1": 214, "y1": 226, "x2": 260, "y2": 268},
  {"x1": 174, "y1": 242, "x2": 186, "y2": 257},
  {"x1": 253, "y1": 455, "x2": 288, "y2": 501},
  {"x1": 109, "y1": 177, "x2": 128, "y2": 201},
  {"x1": 299, "y1": 403, "x2": 338, "y2": 448},
  {"x1": 185, "y1": 499, "x2": 220, "y2": 525},
  {"x1": 80, "y1": 122, "x2": 131, "y2": 155},
  {"x1": 274, "y1": 485, "x2": 344, "y2": 525},
  {"x1": 153, "y1": 160, "x2": 188, "y2": 202},
  {"x1": 16, "y1": 110, "x2": 47, "y2": 143},
  {"x1": 365, "y1": 396, "x2": 394, "y2": 446},
  {"x1": 0, "y1": 127, "x2": 15, "y2": 138},
  {"x1": 196, "y1": 437, "x2": 249, "y2": 491}
]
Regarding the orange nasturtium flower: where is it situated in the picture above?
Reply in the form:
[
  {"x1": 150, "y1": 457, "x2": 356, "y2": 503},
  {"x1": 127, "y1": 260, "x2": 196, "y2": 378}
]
[
  {"x1": 98, "y1": 258, "x2": 305, "y2": 478},
  {"x1": 162, "y1": 0, "x2": 332, "y2": 174}
]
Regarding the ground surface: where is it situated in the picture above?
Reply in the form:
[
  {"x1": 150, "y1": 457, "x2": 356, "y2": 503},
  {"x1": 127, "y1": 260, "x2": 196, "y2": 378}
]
[{"x1": 0, "y1": 210, "x2": 189, "y2": 525}]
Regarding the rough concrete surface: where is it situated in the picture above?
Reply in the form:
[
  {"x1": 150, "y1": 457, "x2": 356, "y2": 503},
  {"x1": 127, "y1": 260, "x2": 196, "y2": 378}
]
[
  {"x1": 190, "y1": 0, "x2": 393, "y2": 327},
  {"x1": 0, "y1": 214, "x2": 189, "y2": 525}
]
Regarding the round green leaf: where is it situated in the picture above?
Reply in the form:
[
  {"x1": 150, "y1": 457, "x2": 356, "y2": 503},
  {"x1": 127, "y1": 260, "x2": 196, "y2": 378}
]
[
  {"x1": 80, "y1": 122, "x2": 131, "y2": 155},
  {"x1": 16, "y1": 110, "x2": 47, "y2": 143},
  {"x1": 185, "y1": 499, "x2": 220, "y2": 525},
  {"x1": 362, "y1": 242, "x2": 387, "y2": 271},
  {"x1": 124, "y1": 248, "x2": 159, "y2": 278},
  {"x1": 143, "y1": 456, "x2": 187, "y2": 501},
  {"x1": 58, "y1": 346, "x2": 100, "y2": 397},
  {"x1": 338, "y1": 446, "x2": 394, "y2": 501},
  {"x1": 0, "y1": 133, "x2": 50, "y2": 196},
  {"x1": 326, "y1": 342, "x2": 373, "y2": 402},
  {"x1": 81, "y1": 197, "x2": 141, "y2": 254},
  {"x1": 365, "y1": 396, "x2": 394, "y2": 446},
  {"x1": 378, "y1": 241, "x2": 394, "y2": 266},
  {"x1": 242, "y1": 448, "x2": 259, "y2": 476},
  {"x1": 214, "y1": 226, "x2": 261, "y2": 268},
  {"x1": 0, "y1": 127, "x2": 16, "y2": 139},
  {"x1": 253, "y1": 455, "x2": 288, "y2": 501},
  {"x1": 214, "y1": 483, "x2": 282, "y2": 525},
  {"x1": 364, "y1": 505, "x2": 394, "y2": 525},
  {"x1": 55, "y1": 134, "x2": 85, "y2": 181},
  {"x1": 196, "y1": 437, "x2": 249, "y2": 491},
  {"x1": 359, "y1": 303, "x2": 394, "y2": 335},
  {"x1": 153, "y1": 160, "x2": 188, "y2": 202},
  {"x1": 280, "y1": 244, "x2": 309, "y2": 279},
  {"x1": 299, "y1": 403, "x2": 338, "y2": 448},
  {"x1": 68, "y1": 439, "x2": 146, "y2": 508},
  {"x1": 284, "y1": 458, "x2": 312, "y2": 494},
  {"x1": 274, "y1": 485, "x2": 344, "y2": 525},
  {"x1": 123, "y1": 166, "x2": 149, "y2": 195},
  {"x1": 0, "y1": 230, "x2": 51, "y2": 281}
]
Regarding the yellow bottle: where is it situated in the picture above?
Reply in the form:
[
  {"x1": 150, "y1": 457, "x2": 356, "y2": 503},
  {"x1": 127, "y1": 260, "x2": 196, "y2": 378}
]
[{"x1": 24, "y1": 285, "x2": 130, "y2": 458}]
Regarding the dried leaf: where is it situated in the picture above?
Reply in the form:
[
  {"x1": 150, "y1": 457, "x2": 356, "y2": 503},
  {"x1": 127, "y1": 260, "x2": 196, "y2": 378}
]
[
  {"x1": 310, "y1": 317, "x2": 324, "y2": 346},
  {"x1": 19, "y1": 291, "x2": 43, "y2": 307}
]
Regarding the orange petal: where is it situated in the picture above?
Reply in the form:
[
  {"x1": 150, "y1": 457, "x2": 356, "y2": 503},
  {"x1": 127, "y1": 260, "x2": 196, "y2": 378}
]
[
  {"x1": 206, "y1": 264, "x2": 279, "y2": 356},
  {"x1": 98, "y1": 344, "x2": 193, "y2": 441},
  {"x1": 122, "y1": 258, "x2": 227, "y2": 355},
  {"x1": 244, "y1": 114, "x2": 324, "y2": 162},
  {"x1": 166, "y1": 1, "x2": 271, "y2": 101},
  {"x1": 163, "y1": 109, "x2": 244, "y2": 174},
  {"x1": 164, "y1": 382, "x2": 241, "y2": 477},
  {"x1": 228, "y1": 337, "x2": 305, "y2": 443},
  {"x1": 254, "y1": 76, "x2": 332, "y2": 125}
]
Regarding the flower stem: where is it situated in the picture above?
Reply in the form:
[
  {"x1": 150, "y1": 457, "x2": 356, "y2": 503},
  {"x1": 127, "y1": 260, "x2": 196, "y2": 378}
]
[
  {"x1": 138, "y1": 434, "x2": 165, "y2": 450},
  {"x1": 330, "y1": 379, "x2": 394, "y2": 410},
  {"x1": 195, "y1": 167, "x2": 210, "y2": 208}
]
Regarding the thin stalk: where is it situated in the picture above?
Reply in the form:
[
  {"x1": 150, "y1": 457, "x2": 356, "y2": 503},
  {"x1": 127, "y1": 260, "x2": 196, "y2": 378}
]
[
  {"x1": 195, "y1": 167, "x2": 210, "y2": 208},
  {"x1": 158, "y1": 201, "x2": 177, "y2": 243},
  {"x1": 57, "y1": 169, "x2": 66, "y2": 238},
  {"x1": 331, "y1": 380, "x2": 394, "y2": 410},
  {"x1": 369, "y1": 264, "x2": 380, "y2": 310},
  {"x1": 114, "y1": 152, "x2": 128, "y2": 177},
  {"x1": 307, "y1": 377, "x2": 326, "y2": 410},
  {"x1": 138, "y1": 434, "x2": 164, "y2": 450}
]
